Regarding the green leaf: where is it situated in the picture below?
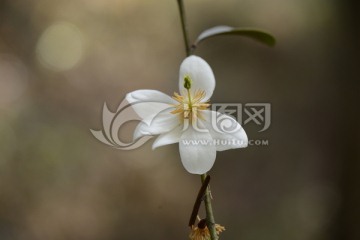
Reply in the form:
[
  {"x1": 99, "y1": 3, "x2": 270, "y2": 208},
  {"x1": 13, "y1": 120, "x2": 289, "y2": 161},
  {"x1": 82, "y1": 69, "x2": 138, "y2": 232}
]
[{"x1": 194, "y1": 25, "x2": 276, "y2": 47}]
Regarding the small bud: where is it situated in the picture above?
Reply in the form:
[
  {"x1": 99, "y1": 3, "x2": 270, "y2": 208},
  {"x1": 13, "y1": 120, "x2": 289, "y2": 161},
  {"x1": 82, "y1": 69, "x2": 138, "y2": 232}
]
[
  {"x1": 197, "y1": 219, "x2": 207, "y2": 229},
  {"x1": 184, "y1": 75, "x2": 192, "y2": 90}
]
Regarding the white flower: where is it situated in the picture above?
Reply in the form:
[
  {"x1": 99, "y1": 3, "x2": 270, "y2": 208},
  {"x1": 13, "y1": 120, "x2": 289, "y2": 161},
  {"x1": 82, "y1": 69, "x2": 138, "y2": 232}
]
[{"x1": 126, "y1": 56, "x2": 248, "y2": 174}]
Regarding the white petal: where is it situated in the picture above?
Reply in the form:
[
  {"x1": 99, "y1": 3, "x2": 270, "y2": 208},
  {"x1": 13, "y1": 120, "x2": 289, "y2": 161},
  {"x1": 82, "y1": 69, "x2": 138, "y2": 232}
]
[
  {"x1": 126, "y1": 90, "x2": 176, "y2": 121},
  {"x1": 179, "y1": 126, "x2": 216, "y2": 174},
  {"x1": 133, "y1": 109, "x2": 180, "y2": 140},
  {"x1": 152, "y1": 125, "x2": 183, "y2": 149},
  {"x1": 133, "y1": 122, "x2": 149, "y2": 140},
  {"x1": 201, "y1": 110, "x2": 248, "y2": 151},
  {"x1": 178, "y1": 56, "x2": 215, "y2": 101},
  {"x1": 126, "y1": 89, "x2": 175, "y2": 104}
]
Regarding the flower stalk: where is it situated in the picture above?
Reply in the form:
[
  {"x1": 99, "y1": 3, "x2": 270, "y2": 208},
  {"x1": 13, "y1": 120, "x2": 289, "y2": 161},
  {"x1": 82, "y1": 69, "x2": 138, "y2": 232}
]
[
  {"x1": 201, "y1": 173, "x2": 218, "y2": 240},
  {"x1": 177, "y1": 1, "x2": 219, "y2": 239},
  {"x1": 189, "y1": 175, "x2": 210, "y2": 227},
  {"x1": 177, "y1": 0, "x2": 191, "y2": 56}
]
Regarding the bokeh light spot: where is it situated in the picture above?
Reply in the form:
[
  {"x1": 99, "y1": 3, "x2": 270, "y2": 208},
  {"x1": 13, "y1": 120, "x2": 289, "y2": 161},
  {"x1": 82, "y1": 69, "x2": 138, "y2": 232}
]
[
  {"x1": 36, "y1": 22, "x2": 84, "y2": 71},
  {"x1": 0, "y1": 55, "x2": 28, "y2": 107}
]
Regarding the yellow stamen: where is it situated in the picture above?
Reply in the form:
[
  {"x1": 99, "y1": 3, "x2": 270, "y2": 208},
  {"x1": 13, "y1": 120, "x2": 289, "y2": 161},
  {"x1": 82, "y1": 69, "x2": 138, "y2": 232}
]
[{"x1": 170, "y1": 89, "x2": 210, "y2": 123}]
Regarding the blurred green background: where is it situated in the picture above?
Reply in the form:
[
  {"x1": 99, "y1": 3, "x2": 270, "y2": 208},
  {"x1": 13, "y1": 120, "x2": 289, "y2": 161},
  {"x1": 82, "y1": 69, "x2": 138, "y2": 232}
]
[{"x1": 0, "y1": 0, "x2": 359, "y2": 239}]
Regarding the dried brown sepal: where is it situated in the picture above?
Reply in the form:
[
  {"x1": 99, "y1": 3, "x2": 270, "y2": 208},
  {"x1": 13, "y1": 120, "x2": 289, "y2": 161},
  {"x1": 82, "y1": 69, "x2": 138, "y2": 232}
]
[{"x1": 189, "y1": 221, "x2": 225, "y2": 240}]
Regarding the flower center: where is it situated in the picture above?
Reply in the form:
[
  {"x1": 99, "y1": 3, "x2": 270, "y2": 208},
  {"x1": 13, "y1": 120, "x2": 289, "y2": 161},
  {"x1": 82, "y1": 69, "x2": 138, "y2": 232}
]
[{"x1": 171, "y1": 76, "x2": 210, "y2": 123}]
